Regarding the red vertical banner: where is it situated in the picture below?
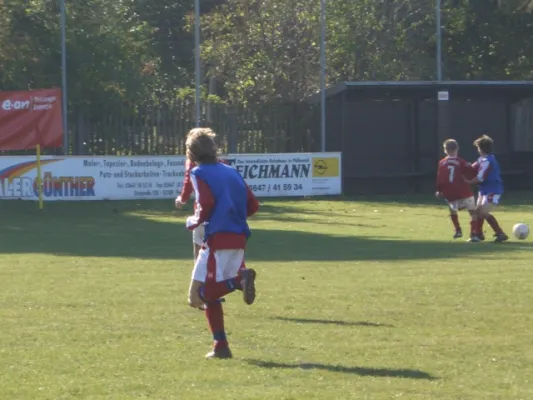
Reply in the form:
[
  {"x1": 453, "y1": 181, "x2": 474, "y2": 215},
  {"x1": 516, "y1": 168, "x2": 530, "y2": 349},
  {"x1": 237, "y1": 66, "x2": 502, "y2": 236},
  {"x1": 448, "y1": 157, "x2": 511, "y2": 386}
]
[{"x1": 0, "y1": 88, "x2": 64, "y2": 151}]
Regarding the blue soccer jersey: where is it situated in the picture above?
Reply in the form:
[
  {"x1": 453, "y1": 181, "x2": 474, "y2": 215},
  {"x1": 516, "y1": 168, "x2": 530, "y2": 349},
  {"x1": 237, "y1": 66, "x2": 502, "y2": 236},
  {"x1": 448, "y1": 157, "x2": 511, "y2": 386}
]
[
  {"x1": 475, "y1": 154, "x2": 503, "y2": 195},
  {"x1": 190, "y1": 162, "x2": 252, "y2": 241}
]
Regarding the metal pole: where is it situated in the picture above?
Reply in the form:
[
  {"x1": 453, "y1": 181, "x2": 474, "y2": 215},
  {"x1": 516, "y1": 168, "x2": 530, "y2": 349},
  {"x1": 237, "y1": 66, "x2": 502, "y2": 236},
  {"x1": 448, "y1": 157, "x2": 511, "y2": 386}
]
[
  {"x1": 320, "y1": 0, "x2": 326, "y2": 152},
  {"x1": 59, "y1": 0, "x2": 68, "y2": 153},
  {"x1": 194, "y1": 0, "x2": 201, "y2": 127},
  {"x1": 436, "y1": 0, "x2": 442, "y2": 81}
]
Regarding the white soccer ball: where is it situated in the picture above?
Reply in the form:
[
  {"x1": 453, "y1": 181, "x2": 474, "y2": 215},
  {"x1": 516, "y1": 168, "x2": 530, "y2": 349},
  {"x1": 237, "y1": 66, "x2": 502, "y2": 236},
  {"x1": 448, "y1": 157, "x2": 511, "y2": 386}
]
[{"x1": 512, "y1": 223, "x2": 529, "y2": 240}]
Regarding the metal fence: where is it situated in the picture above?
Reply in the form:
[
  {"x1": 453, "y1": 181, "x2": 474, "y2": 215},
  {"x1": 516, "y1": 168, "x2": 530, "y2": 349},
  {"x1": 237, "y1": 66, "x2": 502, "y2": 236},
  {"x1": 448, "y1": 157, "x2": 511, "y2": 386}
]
[
  {"x1": 0, "y1": 100, "x2": 318, "y2": 157},
  {"x1": 69, "y1": 101, "x2": 318, "y2": 156}
]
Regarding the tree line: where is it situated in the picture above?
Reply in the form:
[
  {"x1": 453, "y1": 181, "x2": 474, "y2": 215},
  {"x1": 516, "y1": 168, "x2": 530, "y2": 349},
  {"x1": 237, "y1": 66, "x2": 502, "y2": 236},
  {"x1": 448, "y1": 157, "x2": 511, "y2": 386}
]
[
  {"x1": 1, "y1": 0, "x2": 533, "y2": 107},
  {"x1": 1, "y1": 0, "x2": 533, "y2": 155}
]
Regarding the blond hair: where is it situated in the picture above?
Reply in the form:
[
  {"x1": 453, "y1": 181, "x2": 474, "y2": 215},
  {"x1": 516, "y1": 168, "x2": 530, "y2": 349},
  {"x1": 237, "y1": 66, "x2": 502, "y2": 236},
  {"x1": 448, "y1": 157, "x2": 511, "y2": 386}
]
[
  {"x1": 185, "y1": 128, "x2": 218, "y2": 164},
  {"x1": 443, "y1": 139, "x2": 459, "y2": 155}
]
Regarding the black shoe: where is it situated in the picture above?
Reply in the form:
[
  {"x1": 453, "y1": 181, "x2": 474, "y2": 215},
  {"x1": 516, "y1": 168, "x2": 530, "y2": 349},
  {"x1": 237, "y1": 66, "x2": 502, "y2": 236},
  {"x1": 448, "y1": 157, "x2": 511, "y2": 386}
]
[
  {"x1": 205, "y1": 347, "x2": 233, "y2": 359},
  {"x1": 453, "y1": 230, "x2": 463, "y2": 239},
  {"x1": 494, "y1": 233, "x2": 509, "y2": 243},
  {"x1": 240, "y1": 269, "x2": 257, "y2": 305}
]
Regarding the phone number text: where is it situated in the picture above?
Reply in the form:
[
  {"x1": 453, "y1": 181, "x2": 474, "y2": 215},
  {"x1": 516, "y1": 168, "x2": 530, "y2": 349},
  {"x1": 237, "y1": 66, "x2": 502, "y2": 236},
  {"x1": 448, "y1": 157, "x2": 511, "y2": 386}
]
[{"x1": 248, "y1": 183, "x2": 304, "y2": 193}]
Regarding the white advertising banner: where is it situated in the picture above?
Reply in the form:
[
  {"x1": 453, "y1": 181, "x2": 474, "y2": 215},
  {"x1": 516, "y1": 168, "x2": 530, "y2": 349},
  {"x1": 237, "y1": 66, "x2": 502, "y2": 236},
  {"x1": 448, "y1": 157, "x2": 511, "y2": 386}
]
[
  {"x1": 223, "y1": 153, "x2": 341, "y2": 197},
  {"x1": 0, "y1": 152, "x2": 341, "y2": 201}
]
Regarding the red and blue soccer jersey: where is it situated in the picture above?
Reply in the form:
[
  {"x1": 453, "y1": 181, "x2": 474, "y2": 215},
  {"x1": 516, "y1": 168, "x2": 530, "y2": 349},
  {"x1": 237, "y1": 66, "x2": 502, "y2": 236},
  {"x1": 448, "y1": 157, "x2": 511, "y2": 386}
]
[
  {"x1": 186, "y1": 162, "x2": 259, "y2": 250},
  {"x1": 178, "y1": 158, "x2": 230, "y2": 209},
  {"x1": 473, "y1": 154, "x2": 504, "y2": 195},
  {"x1": 179, "y1": 158, "x2": 231, "y2": 206}
]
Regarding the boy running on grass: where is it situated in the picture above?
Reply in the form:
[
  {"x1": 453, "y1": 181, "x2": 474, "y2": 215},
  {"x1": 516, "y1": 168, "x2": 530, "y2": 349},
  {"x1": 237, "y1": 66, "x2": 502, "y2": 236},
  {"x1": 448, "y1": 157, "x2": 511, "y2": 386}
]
[
  {"x1": 436, "y1": 139, "x2": 479, "y2": 240},
  {"x1": 465, "y1": 134, "x2": 508, "y2": 243},
  {"x1": 184, "y1": 128, "x2": 260, "y2": 359}
]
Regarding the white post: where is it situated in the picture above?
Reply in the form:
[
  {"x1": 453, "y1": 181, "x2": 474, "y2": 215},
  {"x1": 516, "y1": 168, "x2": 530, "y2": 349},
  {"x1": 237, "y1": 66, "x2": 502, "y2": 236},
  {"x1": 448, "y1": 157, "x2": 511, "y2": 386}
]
[
  {"x1": 194, "y1": 0, "x2": 201, "y2": 127},
  {"x1": 436, "y1": 0, "x2": 442, "y2": 81},
  {"x1": 60, "y1": 0, "x2": 68, "y2": 153},
  {"x1": 320, "y1": 0, "x2": 326, "y2": 151}
]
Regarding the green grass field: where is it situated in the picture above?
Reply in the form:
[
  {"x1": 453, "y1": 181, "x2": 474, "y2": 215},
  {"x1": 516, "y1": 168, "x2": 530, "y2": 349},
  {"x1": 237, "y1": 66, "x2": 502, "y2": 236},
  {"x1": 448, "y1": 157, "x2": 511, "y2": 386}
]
[{"x1": 1, "y1": 194, "x2": 533, "y2": 400}]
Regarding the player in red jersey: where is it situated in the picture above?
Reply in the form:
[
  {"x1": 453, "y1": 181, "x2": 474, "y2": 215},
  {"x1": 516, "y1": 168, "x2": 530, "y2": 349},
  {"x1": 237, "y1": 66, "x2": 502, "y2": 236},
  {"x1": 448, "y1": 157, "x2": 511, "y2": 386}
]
[{"x1": 435, "y1": 139, "x2": 479, "y2": 240}]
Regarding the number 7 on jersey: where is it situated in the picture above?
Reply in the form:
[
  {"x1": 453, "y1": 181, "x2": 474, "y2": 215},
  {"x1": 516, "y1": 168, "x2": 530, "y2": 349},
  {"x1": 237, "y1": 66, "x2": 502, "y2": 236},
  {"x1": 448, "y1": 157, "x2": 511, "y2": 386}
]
[{"x1": 447, "y1": 165, "x2": 455, "y2": 183}]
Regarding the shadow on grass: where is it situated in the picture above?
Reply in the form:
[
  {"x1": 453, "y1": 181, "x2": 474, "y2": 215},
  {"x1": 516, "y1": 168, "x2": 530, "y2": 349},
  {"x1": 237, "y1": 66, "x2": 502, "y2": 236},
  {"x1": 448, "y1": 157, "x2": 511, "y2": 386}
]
[
  {"x1": 246, "y1": 191, "x2": 533, "y2": 224},
  {"x1": 262, "y1": 191, "x2": 533, "y2": 211},
  {"x1": 248, "y1": 232, "x2": 532, "y2": 262},
  {"x1": 0, "y1": 200, "x2": 530, "y2": 260},
  {"x1": 253, "y1": 213, "x2": 380, "y2": 228},
  {"x1": 272, "y1": 316, "x2": 394, "y2": 328},
  {"x1": 245, "y1": 359, "x2": 437, "y2": 380}
]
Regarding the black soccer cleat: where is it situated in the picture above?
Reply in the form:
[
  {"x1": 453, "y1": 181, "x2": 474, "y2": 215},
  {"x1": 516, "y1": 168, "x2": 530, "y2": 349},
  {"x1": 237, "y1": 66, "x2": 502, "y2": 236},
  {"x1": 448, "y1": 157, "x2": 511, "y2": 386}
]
[
  {"x1": 453, "y1": 230, "x2": 463, "y2": 239},
  {"x1": 494, "y1": 233, "x2": 509, "y2": 243},
  {"x1": 205, "y1": 347, "x2": 233, "y2": 359},
  {"x1": 240, "y1": 268, "x2": 257, "y2": 305},
  {"x1": 467, "y1": 235, "x2": 481, "y2": 243}
]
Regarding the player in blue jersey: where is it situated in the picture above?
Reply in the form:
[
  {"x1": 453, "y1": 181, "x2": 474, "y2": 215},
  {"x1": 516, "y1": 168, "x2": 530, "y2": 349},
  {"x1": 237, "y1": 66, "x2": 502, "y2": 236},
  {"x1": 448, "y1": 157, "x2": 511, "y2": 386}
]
[
  {"x1": 464, "y1": 135, "x2": 508, "y2": 243},
  {"x1": 184, "y1": 128, "x2": 260, "y2": 359}
]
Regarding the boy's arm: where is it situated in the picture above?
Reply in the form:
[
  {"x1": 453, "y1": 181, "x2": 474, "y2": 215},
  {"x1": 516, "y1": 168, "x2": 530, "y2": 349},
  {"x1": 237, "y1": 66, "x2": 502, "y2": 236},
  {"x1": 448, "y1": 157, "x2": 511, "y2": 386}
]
[
  {"x1": 465, "y1": 159, "x2": 489, "y2": 185},
  {"x1": 186, "y1": 175, "x2": 215, "y2": 230},
  {"x1": 460, "y1": 158, "x2": 477, "y2": 178},
  {"x1": 176, "y1": 160, "x2": 195, "y2": 206},
  {"x1": 246, "y1": 183, "x2": 260, "y2": 217},
  {"x1": 435, "y1": 163, "x2": 443, "y2": 196}
]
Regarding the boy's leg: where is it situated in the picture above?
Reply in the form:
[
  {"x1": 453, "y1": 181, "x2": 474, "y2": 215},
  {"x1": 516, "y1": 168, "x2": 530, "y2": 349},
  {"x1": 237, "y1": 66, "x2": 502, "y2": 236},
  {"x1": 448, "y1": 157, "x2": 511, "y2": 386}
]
[
  {"x1": 475, "y1": 193, "x2": 486, "y2": 240},
  {"x1": 199, "y1": 250, "x2": 242, "y2": 302},
  {"x1": 189, "y1": 246, "x2": 233, "y2": 359},
  {"x1": 464, "y1": 196, "x2": 479, "y2": 240},
  {"x1": 448, "y1": 202, "x2": 462, "y2": 238},
  {"x1": 479, "y1": 194, "x2": 508, "y2": 242},
  {"x1": 193, "y1": 244, "x2": 201, "y2": 262},
  {"x1": 200, "y1": 249, "x2": 256, "y2": 359},
  {"x1": 188, "y1": 245, "x2": 211, "y2": 309},
  {"x1": 468, "y1": 195, "x2": 485, "y2": 242},
  {"x1": 192, "y1": 225, "x2": 205, "y2": 261},
  {"x1": 204, "y1": 301, "x2": 232, "y2": 359},
  {"x1": 223, "y1": 252, "x2": 256, "y2": 306},
  {"x1": 236, "y1": 259, "x2": 257, "y2": 306},
  {"x1": 477, "y1": 217, "x2": 485, "y2": 240},
  {"x1": 199, "y1": 250, "x2": 256, "y2": 305}
]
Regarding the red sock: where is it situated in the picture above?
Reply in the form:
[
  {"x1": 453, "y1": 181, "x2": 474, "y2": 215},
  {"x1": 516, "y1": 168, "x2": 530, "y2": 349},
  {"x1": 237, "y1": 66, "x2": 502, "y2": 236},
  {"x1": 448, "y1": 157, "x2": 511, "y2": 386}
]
[
  {"x1": 485, "y1": 214, "x2": 503, "y2": 235},
  {"x1": 470, "y1": 220, "x2": 478, "y2": 236},
  {"x1": 478, "y1": 217, "x2": 485, "y2": 234},
  {"x1": 450, "y1": 214, "x2": 461, "y2": 231},
  {"x1": 205, "y1": 301, "x2": 228, "y2": 350},
  {"x1": 200, "y1": 277, "x2": 242, "y2": 303}
]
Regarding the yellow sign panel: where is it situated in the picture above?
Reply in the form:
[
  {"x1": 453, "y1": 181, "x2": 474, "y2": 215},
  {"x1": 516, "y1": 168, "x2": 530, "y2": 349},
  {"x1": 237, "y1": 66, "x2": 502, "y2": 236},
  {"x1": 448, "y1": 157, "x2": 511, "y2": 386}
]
[{"x1": 312, "y1": 157, "x2": 339, "y2": 178}]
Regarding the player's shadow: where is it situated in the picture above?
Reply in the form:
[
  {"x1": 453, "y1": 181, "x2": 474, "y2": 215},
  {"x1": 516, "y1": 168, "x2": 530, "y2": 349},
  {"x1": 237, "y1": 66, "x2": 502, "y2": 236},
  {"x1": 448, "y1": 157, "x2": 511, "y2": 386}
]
[
  {"x1": 271, "y1": 316, "x2": 394, "y2": 328},
  {"x1": 244, "y1": 359, "x2": 438, "y2": 380}
]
